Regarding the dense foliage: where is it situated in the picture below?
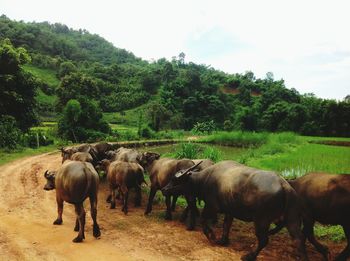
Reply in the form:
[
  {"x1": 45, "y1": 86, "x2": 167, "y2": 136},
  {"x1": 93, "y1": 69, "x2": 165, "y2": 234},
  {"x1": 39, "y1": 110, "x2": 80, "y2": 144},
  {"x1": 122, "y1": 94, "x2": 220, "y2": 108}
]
[{"x1": 1, "y1": 15, "x2": 349, "y2": 138}]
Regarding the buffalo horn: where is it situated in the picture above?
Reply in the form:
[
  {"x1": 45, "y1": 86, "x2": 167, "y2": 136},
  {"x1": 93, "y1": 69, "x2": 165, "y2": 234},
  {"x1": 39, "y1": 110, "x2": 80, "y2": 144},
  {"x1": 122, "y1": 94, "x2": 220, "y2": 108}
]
[{"x1": 175, "y1": 161, "x2": 202, "y2": 178}]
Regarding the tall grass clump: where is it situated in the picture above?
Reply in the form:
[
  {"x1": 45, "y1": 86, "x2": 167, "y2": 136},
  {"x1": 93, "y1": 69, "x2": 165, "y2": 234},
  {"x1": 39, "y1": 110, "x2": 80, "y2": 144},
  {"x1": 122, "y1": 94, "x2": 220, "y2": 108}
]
[
  {"x1": 201, "y1": 147, "x2": 222, "y2": 162},
  {"x1": 175, "y1": 142, "x2": 200, "y2": 159},
  {"x1": 199, "y1": 131, "x2": 269, "y2": 147}
]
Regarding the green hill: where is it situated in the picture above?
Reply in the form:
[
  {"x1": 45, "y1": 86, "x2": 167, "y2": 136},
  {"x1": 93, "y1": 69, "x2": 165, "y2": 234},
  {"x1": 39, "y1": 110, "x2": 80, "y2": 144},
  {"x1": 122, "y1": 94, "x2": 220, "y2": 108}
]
[{"x1": 1, "y1": 14, "x2": 349, "y2": 137}]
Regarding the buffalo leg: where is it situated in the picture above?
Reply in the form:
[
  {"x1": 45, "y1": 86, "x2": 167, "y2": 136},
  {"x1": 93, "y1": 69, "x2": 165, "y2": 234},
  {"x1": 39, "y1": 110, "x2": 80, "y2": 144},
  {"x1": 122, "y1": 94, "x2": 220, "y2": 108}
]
[
  {"x1": 201, "y1": 205, "x2": 217, "y2": 243},
  {"x1": 184, "y1": 195, "x2": 197, "y2": 230},
  {"x1": 145, "y1": 187, "x2": 157, "y2": 215},
  {"x1": 73, "y1": 203, "x2": 86, "y2": 243},
  {"x1": 171, "y1": 195, "x2": 178, "y2": 212},
  {"x1": 241, "y1": 220, "x2": 270, "y2": 261},
  {"x1": 303, "y1": 220, "x2": 328, "y2": 260},
  {"x1": 106, "y1": 194, "x2": 111, "y2": 203},
  {"x1": 216, "y1": 214, "x2": 233, "y2": 245},
  {"x1": 335, "y1": 225, "x2": 350, "y2": 261},
  {"x1": 134, "y1": 185, "x2": 141, "y2": 207},
  {"x1": 121, "y1": 187, "x2": 129, "y2": 215},
  {"x1": 74, "y1": 218, "x2": 79, "y2": 231},
  {"x1": 286, "y1": 220, "x2": 308, "y2": 261},
  {"x1": 53, "y1": 196, "x2": 64, "y2": 225},
  {"x1": 110, "y1": 187, "x2": 116, "y2": 209},
  {"x1": 90, "y1": 195, "x2": 101, "y2": 238},
  {"x1": 180, "y1": 206, "x2": 189, "y2": 223},
  {"x1": 165, "y1": 195, "x2": 172, "y2": 220}
]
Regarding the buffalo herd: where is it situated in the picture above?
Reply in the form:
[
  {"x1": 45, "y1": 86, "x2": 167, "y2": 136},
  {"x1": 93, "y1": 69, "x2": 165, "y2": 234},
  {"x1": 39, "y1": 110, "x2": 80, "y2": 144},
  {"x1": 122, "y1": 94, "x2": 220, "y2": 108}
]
[{"x1": 43, "y1": 142, "x2": 350, "y2": 261}]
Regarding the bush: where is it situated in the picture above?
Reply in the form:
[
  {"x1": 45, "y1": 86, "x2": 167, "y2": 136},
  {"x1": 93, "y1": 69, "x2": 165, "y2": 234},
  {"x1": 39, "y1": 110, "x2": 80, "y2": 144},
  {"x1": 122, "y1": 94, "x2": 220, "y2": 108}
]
[
  {"x1": 21, "y1": 130, "x2": 54, "y2": 148},
  {"x1": 138, "y1": 126, "x2": 154, "y2": 139},
  {"x1": 0, "y1": 115, "x2": 22, "y2": 150},
  {"x1": 192, "y1": 120, "x2": 216, "y2": 134},
  {"x1": 175, "y1": 142, "x2": 199, "y2": 159},
  {"x1": 201, "y1": 147, "x2": 222, "y2": 162}
]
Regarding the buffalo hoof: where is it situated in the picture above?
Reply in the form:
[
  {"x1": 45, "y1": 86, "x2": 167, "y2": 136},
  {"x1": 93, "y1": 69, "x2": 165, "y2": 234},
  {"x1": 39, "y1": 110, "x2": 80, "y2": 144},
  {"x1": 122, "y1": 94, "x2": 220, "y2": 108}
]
[
  {"x1": 216, "y1": 238, "x2": 229, "y2": 246},
  {"x1": 122, "y1": 208, "x2": 128, "y2": 215},
  {"x1": 110, "y1": 203, "x2": 116, "y2": 209},
  {"x1": 72, "y1": 236, "x2": 84, "y2": 243},
  {"x1": 205, "y1": 231, "x2": 216, "y2": 244},
  {"x1": 144, "y1": 209, "x2": 151, "y2": 215},
  {"x1": 93, "y1": 226, "x2": 101, "y2": 238},
  {"x1": 165, "y1": 213, "x2": 172, "y2": 220},
  {"x1": 241, "y1": 253, "x2": 256, "y2": 261},
  {"x1": 186, "y1": 225, "x2": 195, "y2": 231},
  {"x1": 53, "y1": 219, "x2": 62, "y2": 225}
]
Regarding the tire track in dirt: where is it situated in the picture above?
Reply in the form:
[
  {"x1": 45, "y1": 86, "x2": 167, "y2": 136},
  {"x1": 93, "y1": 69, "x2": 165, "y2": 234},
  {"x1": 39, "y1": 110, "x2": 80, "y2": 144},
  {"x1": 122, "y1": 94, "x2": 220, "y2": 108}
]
[{"x1": 0, "y1": 152, "x2": 346, "y2": 260}]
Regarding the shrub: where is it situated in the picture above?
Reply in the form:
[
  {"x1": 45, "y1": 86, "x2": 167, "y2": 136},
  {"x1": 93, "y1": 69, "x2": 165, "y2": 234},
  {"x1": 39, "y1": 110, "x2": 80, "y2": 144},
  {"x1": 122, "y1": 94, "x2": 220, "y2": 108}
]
[
  {"x1": 175, "y1": 142, "x2": 199, "y2": 159},
  {"x1": 139, "y1": 126, "x2": 154, "y2": 139},
  {"x1": 191, "y1": 120, "x2": 216, "y2": 134},
  {"x1": 21, "y1": 130, "x2": 54, "y2": 148},
  {"x1": 201, "y1": 147, "x2": 222, "y2": 162},
  {"x1": 0, "y1": 115, "x2": 21, "y2": 150}
]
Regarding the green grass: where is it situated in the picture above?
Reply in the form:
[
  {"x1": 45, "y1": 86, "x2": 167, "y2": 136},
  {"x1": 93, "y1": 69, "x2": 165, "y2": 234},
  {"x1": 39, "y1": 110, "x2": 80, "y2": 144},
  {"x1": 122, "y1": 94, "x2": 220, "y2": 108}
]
[
  {"x1": 249, "y1": 143, "x2": 350, "y2": 175},
  {"x1": 0, "y1": 145, "x2": 58, "y2": 166},
  {"x1": 23, "y1": 64, "x2": 60, "y2": 87},
  {"x1": 36, "y1": 89, "x2": 57, "y2": 105},
  {"x1": 199, "y1": 131, "x2": 269, "y2": 147}
]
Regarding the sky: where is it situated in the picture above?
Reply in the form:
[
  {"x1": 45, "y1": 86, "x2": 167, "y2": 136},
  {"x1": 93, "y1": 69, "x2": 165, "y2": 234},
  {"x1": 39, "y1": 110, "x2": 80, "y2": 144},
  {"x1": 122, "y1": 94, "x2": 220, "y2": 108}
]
[{"x1": 1, "y1": 0, "x2": 349, "y2": 100}]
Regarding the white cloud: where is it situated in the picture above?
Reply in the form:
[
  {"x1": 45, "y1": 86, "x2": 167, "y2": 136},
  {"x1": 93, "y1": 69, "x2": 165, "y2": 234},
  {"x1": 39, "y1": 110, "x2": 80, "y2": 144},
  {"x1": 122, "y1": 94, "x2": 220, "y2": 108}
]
[{"x1": 1, "y1": 0, "x2": 349, "y2": 99}]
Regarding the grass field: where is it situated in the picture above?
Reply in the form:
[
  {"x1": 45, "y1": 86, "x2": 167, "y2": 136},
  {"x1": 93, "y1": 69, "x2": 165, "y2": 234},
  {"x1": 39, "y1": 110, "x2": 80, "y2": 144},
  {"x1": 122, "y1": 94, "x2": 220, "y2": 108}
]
[{"x1": 22, "y1": 64, "x2": 60, "y2": 87}]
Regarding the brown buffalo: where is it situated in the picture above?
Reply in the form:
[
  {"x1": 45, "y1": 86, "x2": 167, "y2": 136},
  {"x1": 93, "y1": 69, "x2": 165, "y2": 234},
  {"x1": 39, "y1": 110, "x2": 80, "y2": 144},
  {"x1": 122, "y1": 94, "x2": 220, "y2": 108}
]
[
  {"x1": 270, "y1": 172, "x2": 350, "y2": 261},
  {"x1": 98, "y1": 159, "x2": 146, "y2": 214},
  {"x1": 71, "y1": 152, "x2": 93, "y2": 163},
  {"x1": 138, "y1": 153, "x2": 194, "y2": 220},
  {"x1": 44, "y1": 161, "x2": 101, "y2": 243},
  {"x1": 162, "y1": 161, "x2": 308, "y2": 261},
  {"x1": 60, "y1": 143, "x2": 92, "y2": 163},
  {"x1": 106, "y1": 147, "x2": 141, "y2": 162}
]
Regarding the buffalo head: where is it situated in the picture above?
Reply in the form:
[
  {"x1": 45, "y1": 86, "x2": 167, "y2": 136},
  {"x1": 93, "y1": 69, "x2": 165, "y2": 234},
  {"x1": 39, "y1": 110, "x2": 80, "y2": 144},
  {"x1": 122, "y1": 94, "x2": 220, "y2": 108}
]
[
  {"x1": 161, "y1": 161, "x2": 202, "y2": 196},
  {"x1": 137, "y1": 152, "x2": 160, "y2": 168},
  {"x1": 60, "y1": 147, "x2": 77, "y2": 163},
  {"x1": 43, "y1": 170, "x2": 57, "y2": 190}
]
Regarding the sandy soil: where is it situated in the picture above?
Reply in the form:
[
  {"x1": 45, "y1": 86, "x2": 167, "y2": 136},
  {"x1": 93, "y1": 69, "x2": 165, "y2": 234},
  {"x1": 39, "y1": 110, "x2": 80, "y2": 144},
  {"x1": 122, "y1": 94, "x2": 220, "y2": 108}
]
[{"x1": 0, "y1": 152, "x2": 345, "y2": 261}]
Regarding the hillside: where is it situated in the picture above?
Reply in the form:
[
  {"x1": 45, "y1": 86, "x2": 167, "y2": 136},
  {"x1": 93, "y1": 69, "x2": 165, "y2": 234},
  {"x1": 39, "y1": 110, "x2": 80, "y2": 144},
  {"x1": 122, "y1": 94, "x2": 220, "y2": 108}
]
[{"x1": 1, "y1": 15, "x2": 349, "y2": 138}]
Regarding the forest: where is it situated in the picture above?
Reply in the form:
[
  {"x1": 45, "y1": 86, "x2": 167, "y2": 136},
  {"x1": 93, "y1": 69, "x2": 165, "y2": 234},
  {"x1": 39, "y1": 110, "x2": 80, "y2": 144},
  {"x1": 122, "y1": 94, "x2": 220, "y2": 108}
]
[{"x1": 0, "y1": 14, "x2": 350, "y2": 148}]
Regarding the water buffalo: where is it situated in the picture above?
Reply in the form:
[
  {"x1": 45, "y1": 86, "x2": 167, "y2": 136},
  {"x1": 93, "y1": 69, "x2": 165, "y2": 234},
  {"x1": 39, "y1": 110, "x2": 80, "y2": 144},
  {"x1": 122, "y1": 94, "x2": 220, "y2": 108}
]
[
  {"x1": 179, "y1": 159, "x2": 215, "y2": 229},
  {"x1": 60, "y1": 143, "x2": 92, "y2": 163},
  {"x1": 91, "y1": 142, "x2": 114, "y2": 162},
  {"x1": 71, "y1": 152, "x2": 93, "y2": 163},
  {"x1": 43, "y1": 161, "x2": 101, "y2": 243},
  {"x1": 192, "y1": 159, "x2": 214, "y2": 171},
  {"x1": 98, "y1": 159, "x2": 146, "y2": 214},
  {"x1": 162, "y1": 160, "x2": 308, "y2": 261},
  {"x1": 270, "y1": 172, "x2": 350, "y2": 261},
  {"x1": 138, "y1": 153, "x2": 194, "y2": 220},
  {"x1": 106, "y1": 147, "x2": 141, "y2": 162}
]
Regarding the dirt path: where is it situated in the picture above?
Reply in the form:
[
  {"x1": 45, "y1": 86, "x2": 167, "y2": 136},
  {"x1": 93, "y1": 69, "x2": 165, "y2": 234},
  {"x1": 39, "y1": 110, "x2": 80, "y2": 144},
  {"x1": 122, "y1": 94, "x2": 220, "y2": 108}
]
[{"x1": 0, "y1": 153, "x2": 345, "y2": 260}]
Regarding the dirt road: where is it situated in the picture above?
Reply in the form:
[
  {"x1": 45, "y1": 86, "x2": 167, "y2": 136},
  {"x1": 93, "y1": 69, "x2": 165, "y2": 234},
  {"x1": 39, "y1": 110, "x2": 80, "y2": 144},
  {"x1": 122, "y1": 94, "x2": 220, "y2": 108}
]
[{"x1": 0, "y1": 153, "x2": 344, "y2": 260}]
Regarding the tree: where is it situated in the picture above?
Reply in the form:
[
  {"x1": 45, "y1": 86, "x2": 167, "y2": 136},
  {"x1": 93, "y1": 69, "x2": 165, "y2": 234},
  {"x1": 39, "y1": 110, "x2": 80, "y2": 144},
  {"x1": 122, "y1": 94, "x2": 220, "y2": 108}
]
[
  {"x1": 58, "y1": 61, "x2": 77, "y2": 78},
  {"x1": 58, "y1": 99, "x2": 110, "y2": 142},
  {"x1": 0, "y1": 38, "x2": 38, "y2": 131},
  {"x1": 56, "y1": 72, "x2": 101, "y2": 108}
]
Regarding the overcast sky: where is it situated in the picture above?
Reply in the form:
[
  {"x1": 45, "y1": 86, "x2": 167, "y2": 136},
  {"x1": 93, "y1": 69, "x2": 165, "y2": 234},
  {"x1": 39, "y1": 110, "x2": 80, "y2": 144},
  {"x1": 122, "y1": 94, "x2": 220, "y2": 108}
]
[{"x1": 1, "y1": 0, "x2": 349, "y2": 100}]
